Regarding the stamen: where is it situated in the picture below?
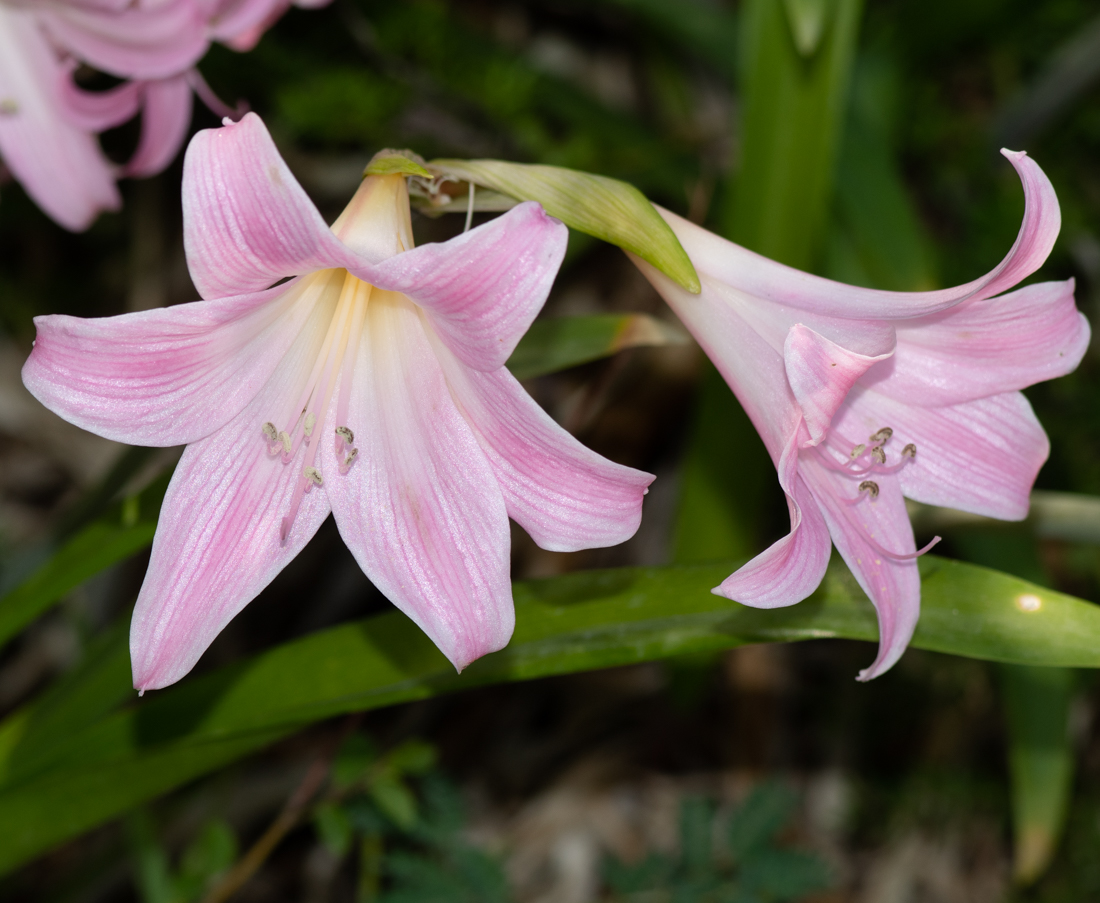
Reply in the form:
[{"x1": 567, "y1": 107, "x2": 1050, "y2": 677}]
[
  {"x1": 859, "y1": 480, "x2": 880, "y2": 499},
  {"x1": 278, "y1": 431, "x2": 292, "y2": 454},
  {"x1": 869, "y1": 427, "x2": 893, "y2": 445},
  {"x1": 262, "y1": 422, "x2": 278, "y2": 441},
  {"x1": 902, "y1": 443, "x2": 916, "y2": 458},
  {"x1": 341, "y1": 448, "x2": 359, "y2": 472},
  {"x1": 336, "y1": 426, "x2": 355, "y2": 445},
  {"x1": 304, "y1": 466, "x2": 323, "y2": 487},
  {"x1": 871, "y1": 446, "x2": 886, "y2": 465},
  {"x1": 864, "y1": 534, "x2": 942, "y2": 561},
  {"x1": 304, "y1": 412, "x2": 316, "y2": 438},
  {"x1": 850, "y1": 443, "x2": 866, "y2": 460}
]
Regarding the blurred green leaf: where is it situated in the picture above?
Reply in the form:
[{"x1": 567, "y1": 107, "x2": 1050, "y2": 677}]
[
  {"x1": 827, "y1": 51, "x2": 938, "y2": 291},
  {"x1": 0, "y1": 519, "x2": 155, "y2": 651},
  {"x1": 726, "y1": 0, "x2": 863, "y2": 269},
  {"x1": 673, "y1": 365, "x2": 779, "y2": 565},
  {"x1": 782, "y1": 0, "x2": 834, "y2": 57},
  {"x1": 314, "y1": 802, "x2": 354, "y2": 858},
  {"x1": 126, "y1": 810, "x2": 176, "y2": 903},
  {"x1": 429, "y1": 159, "x2": 700, "y2": 291},
  {"x1": 1002, "y1": 664, "x2": 1076, "y2": 886},
  {"x1": 506, "y1": 313, "x2": 687, "y2": 380},
  {"x1": 727, "y1": 783, "x2": 798, "y2": 860},
  {"x1": 177, "y1": 819, "x2": 237, "y2": 901},
  {"x1": 387, "y1": 740, "x2": 437, "y2": 777},
  {"x1": 1, "y1": 556, "x2": 1100, "y2": 873},
  {"x1": 333, "y1": 733, "x2": 380, "y2": 792},
  {"x1": 370, "y1": 775, "x2": 419, "y2": 831}
]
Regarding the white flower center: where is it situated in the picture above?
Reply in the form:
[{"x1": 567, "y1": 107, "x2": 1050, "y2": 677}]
[{"x1": 262, "y1": 270, "x2": 371, "y2": 541}]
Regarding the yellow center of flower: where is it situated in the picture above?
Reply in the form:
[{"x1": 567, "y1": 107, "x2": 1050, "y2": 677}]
[{"x1": 260, "y1": 173, "x2": 416, "y2": 541}]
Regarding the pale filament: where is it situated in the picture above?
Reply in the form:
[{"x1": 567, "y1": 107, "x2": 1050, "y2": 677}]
[
  {"x1": 262, "y1": 269, "x2": 371, "y2": 542},
  {"x1": 820, "y1": 426, "x2": 939, "y2": 561}
]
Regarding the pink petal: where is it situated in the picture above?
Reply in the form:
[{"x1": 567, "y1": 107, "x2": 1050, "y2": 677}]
[
  {"x1": 37, "y1": 0, "x2": 209, "y2": 81},
  {"x1": 834, "y1": 389, "x2": 1049, "y2": 521},
  {"x1": 182, "y1": 112, "x2": 362, "y2": 299},
  {"x1": 58, "y1": 74, "x2": 141, "y2": 130},
  {"x1": 370, "y1": 202, "x2": 568, "y2": 371},
  {"x1": 0, "y1": 7, "x2": 120, "y2": 231},
  {"x1": 324, "y1": 291, "x2": 514, "y2": 671},
  {"x1": 715, "y1": 470, "x2": 832, "y2": 609},
  {"x1": 123, "y1": 74, "x2": 194, "y2": 178},
  {"x1": 655, "y1": 150, "x2": 1059, "y2": 319},
  {"x1": 799, "y1": 454, "x2": 920, "y2": 681},
  {"x1": 868, "y1": 280, "x2": 1090, "y2": 406},
  {"x1": 784, "y1": 323, "x2": 894, "y2": 447},
  {"x1": 23, "y1": 271, "x2": 343, "y2": 446},
  {"x1": 428, "y1": 329, "x2": 653, "y2": 551},
  {"x1": 632, "y1": 260, "x2": 800, "y2": 460},
  {"x1": 207, "y1": 0, "x2": 291, "y2": 49},
  {"x1": 130, "y1": 308, "x2": 336, "y2": 691}
]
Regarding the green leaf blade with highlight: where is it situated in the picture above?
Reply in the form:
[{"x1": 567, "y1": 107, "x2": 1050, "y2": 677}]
[
  {"x1": 2, "y1": 556, "x2": 1100, "y2": 873},
  {"x1": 429, "y1": 159, "x2": 700, "y2": 293}
]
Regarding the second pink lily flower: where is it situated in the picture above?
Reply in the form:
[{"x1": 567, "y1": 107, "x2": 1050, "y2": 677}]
[
  {"x1": 635, "y1": 151, "x2": 1088, "y2": 679},
  {"x1": 23, "y1": 114, "x2": 654, "y2": 690},
  {"x1": 0, "y1": 0, "x2": 327, "y2": 230}
]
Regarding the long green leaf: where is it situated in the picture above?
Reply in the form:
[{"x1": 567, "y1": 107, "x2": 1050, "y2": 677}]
[
  {"x1": 2, "y1": 555, "x2": 1099, "y2": 874},
  {"x1": 506, "y1": 314, "x2": 688, "y2": 380},
  {"x1": 0, "y1": 519, "x2": 156, "y2": 650},
  {"x1": 1001, "y1": 664, "x2": 1076, "y2": 885},
  {"x1": 725, "y1": 0, "x2": 863, "y2": 268},
  {"x1": 427, "y1": 159, "x2": 700, "y2": 292}
]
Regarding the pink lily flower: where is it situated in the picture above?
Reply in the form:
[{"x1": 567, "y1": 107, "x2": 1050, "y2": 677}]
[
  {"x1": 0, "y1": 0, "x2": 327, "y2": 229},
  {"x1": 23, "y1": 113, "x2": 654, "y2": 691},
  {"x1": 634, "y1": 151, "x2": 1088, "y2": 679}
]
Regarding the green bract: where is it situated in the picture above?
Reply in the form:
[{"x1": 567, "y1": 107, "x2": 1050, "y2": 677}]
[
  {"x1": 364, "y1": 150, "x2": 433, "y2": 179},
  {"x1": 428, "y1": 159, "x2": 702, "y2": 293}
]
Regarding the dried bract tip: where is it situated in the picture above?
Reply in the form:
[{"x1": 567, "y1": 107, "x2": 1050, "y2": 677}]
[{"x1": 859, "y1": 480, "x2": 880, "y2": 499}]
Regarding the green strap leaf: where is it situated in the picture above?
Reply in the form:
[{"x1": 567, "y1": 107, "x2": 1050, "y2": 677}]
[
  {"x1": 1001, "y1": 664, "x2": 1076, "y2": 885},
  {"x1": 506, "y1": 314, "x2": 688, "y2": 380},
  {"x1": 0, "y1": 519, "x2": 156, "y2": 650},
  {"x1": 427, "y1": 159, "x2": 701, "y2": 293},
  {"x1": 1, "y1": 555, "x2": 1099, "y2": 873}
]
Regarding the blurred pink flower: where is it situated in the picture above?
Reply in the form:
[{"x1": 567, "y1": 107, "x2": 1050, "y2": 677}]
[
  {"x1": 0, "y1": 0, "x2": 328, "y2": 230},
  {"x1": 23, "y1": 113, "x2": 654, "y2": 690},
  {"x1": 635, "y1": 150, "x2": 1088, "y2": 679}
]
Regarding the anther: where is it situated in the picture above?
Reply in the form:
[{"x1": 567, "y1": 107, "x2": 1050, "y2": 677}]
[
  {"x1": 859, "y1": 480, "x2": 880, "y2": 499},
  {"x1": 869, "y1": 427, "x2": 893, "y2": 444},
  {"x1": 262, "y1": 422, "x2": 278, "y2": 442},
  {"x1": 279, "y1": 431, "x2": 292, "y2": 454},
  {"x1": 871, "y1": 446, "x2": 886, "y2": 465},
  {"x1": 336, "y1": 426, "x2": 354, "y2": 444},
  {"x1": 902, "y1": 443, "x2": 916, "y2": 458},
  {"x1": 304, "y1": 412, "x2": 316, "y2": 438},
  {"x1": 304, "y1": 466, "x2": 323, "y2": 487},
  {"x1": 850, "y1": 443, "x2": 866, "y2": 460},
  {"x1": 343, "y1": 448, "x2": 359, "y2": 469}
]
